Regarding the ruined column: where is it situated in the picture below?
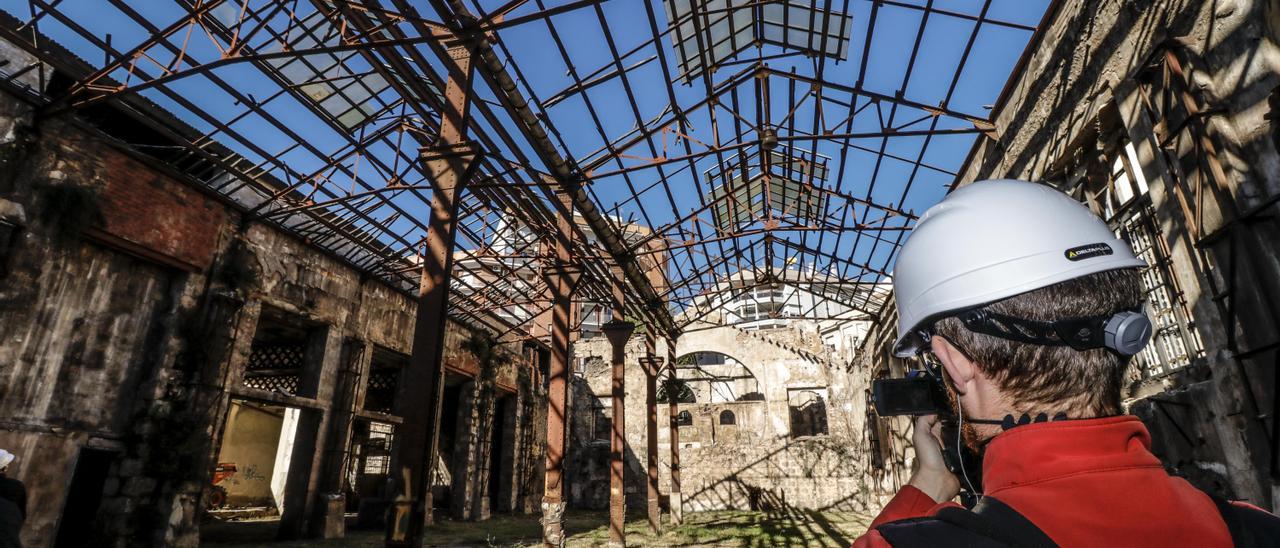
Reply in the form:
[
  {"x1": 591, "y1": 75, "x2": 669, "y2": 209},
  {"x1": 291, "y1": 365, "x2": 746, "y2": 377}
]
[
  {"x1": 541, "y1": 190, "x2": 579, "y2": 548},
  {"x1": 386, "y1": 46, "x2": 478, "y2": 548},
  {"x1": 666, "y1": 338, "x2": 683, "y2": 525},
  {"x1": 601, "y1": 269, "x2": 635, "y2": 548},
  {"x1": 315, "y1": 339, "x2": 373, "y2": 538},
  {"x1": 641, "y1": 333, "x2": 662, "y2": 534},
  {"x1": 450, "y1": 382, "x2": 481, "y2": 520}
]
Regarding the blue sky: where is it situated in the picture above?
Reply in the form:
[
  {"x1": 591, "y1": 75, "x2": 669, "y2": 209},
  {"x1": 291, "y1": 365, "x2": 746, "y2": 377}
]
[{"x1": 2, "y1": 0, "x2": 1049, "y2": 308}]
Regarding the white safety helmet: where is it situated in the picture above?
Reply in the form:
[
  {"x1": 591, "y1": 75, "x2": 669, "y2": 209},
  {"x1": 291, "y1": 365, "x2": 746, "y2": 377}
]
[
  {"x1": 892, "y1": 179, "x2": 1149, "y2": 357},
  {"x1": 0, "y1": 449, "x2": 13, "y2": 470}
]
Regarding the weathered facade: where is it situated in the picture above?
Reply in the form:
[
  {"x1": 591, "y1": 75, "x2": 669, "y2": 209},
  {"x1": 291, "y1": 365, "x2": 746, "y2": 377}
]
[
  {"x1": 0, "y1": 72, "x2": 546, "y2": 546},
  {"x1": 3, "y1": 0, "x2": 1279, "y2": 546},
  {"x1": 859, "y1": 0, "x2": 1280, "y2": 510},
  {"x1": 568, "y1": 320, "x2": 891, "y2": 514}
]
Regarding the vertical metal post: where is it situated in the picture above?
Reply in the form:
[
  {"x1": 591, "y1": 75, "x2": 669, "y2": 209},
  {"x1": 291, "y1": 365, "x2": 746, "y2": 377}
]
[
  {"x1": 541, "y1": 190, "x2": 579, "y2": 548},
  {"x1": 386, "y1": 46, "x2": 476, "y2": 548},
  {"x1": 641, "y1": 334, "x2": 662, "y2": 534},
  {"x1": 602, "y1": 269, "x2": 634, "y2": 548},
  {"x1": 666, "y1": 337, "x2": 683, "y2": 525}
]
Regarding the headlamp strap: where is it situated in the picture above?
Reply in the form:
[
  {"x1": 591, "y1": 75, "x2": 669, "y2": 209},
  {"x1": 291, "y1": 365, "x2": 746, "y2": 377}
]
[{"x1": 957, "y1": 308, "x2": 1138, "y2": 352}]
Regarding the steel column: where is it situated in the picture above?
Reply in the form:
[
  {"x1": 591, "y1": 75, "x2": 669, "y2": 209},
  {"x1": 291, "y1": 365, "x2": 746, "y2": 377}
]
[
  {"x1": 601, "y1": 274, "x2": 635, "y2": 547},
  {"x1": 666, "y1": 338, "x2": 683, "y2": 525},
  {"x1": 386, "y1": 48, "x2": 476, "y2": 548},
  {"x1": 541, "y1": 190, "x2": 579, "y2": 548},
  {"x1": 640, "y1": 333, "x2": 663, "y2": 534}
]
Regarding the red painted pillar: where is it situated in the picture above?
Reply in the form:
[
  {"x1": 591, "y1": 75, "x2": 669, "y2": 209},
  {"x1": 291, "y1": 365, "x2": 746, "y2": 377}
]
[
  {"x1": 641, "y1": 333, "x2": 662, "y2": 533},
  {"x1": 602, "y1": 317, "x2": 634, "y2": 547},
  {"x1": 386, "y1": 46, "x2": 476, "y2": 548},
  {"x1": 602, "y1": 268, "x2": 635, "y2": 547},
  {"x1": 541, "y1": 192, "x2": 578, "y2": 548}
]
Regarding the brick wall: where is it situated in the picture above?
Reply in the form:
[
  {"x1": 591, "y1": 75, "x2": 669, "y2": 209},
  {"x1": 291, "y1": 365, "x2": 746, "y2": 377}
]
[{"x1": 88, "y1": 139, "x2": 226, "y2": 271}]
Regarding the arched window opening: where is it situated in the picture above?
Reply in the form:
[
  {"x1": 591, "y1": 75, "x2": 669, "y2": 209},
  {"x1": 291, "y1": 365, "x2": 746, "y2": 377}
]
[
  {"x1": 719, "y1": 410, "x2": 736, "y2": 425},
  {"x1": 676, "y1": 410, "x2": 693, "y2": 426}
]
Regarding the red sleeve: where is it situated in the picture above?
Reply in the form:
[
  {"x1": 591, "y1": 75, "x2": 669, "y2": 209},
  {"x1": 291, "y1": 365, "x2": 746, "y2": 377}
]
[
  {"x1": 869, "y1": 485, "x2": 944, "y2": 527},
  {"x1": 851, "y1": 486, "x2": 964, "y2": 547},
  {"x1": 851, "y1": 529, "x2": 894, "y2": 548}
]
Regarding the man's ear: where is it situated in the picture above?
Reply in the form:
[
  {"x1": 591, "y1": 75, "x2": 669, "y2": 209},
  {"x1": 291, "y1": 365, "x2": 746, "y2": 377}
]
[{"x1": 932, "y1": 335, "x2": 977, "y2": 396}]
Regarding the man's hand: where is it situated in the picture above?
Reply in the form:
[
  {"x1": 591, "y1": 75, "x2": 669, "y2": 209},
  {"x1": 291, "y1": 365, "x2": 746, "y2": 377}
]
[{"x1": 907, "y1": 415, "x2": 961, "y2": 503}]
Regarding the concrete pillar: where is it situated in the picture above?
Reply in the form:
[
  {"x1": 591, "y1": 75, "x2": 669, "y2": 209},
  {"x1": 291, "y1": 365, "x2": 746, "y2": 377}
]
[
  {"x1": 495, "y1": 390, "x2": 522, "y2": 512},
  {"x1": 666, "y1": 338, "x2": 682, "y2": 525},
  {"x1": 602, "y1": 316, "x2": 635, "y2": 548},
  {"x1": 450, "y1": 382, "x2": 481, "y2": 520},
  {"x1": 541, "y1": 191, "x2": 579, "y2": 548},
  {"x1": 279, "y1": 324, "x2": 344, "y2": 539},
  {"x1": 187, "y1": 296, "x2": 262, "y2": 545},
  {"x1": 470, "y1": 382, "x2": 497, "y2": 521},
  {"x1": 385, "y1": 45, "x2": 477, "y2": 546},
  {"x1": 315, "y1": 339, "x2": 374, "y2": 538},
  {"x1": 641, "y1": 334, "x2": 663, "y2": 534},
  {"x1": 522, "y1": 350, "x2": 548, "y2": 515}
]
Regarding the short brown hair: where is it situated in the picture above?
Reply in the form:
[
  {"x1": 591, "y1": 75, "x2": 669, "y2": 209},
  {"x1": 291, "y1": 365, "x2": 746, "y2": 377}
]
[{"x1": 933, "y1": 268, "x2": 1143, "y2": 416}]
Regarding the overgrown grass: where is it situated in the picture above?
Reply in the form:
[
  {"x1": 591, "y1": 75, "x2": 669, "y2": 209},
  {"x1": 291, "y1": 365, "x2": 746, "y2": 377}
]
[{"x1": 202, "y1": 509, "x2": 873, "y2": 547}]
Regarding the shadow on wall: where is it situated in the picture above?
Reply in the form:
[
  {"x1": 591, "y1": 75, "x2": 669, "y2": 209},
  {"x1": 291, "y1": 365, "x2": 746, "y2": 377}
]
[
  {"x1": 680, "y1": 434, "x2": 872, "y2": 514},
  {"x1": 565, "y1": 377, "x2": 649, "y2": 510}
]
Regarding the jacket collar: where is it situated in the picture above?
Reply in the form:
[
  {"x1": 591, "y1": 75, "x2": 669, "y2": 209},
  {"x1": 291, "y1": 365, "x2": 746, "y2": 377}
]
[{"x1": 981, "y1": 415, "x2": 1162, "y2": 494}]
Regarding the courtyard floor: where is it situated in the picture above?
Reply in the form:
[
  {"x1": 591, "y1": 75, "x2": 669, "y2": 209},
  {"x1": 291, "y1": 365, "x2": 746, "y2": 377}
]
[{"x1": 202, "y1": 509, "x2": 874, "y2": 547}]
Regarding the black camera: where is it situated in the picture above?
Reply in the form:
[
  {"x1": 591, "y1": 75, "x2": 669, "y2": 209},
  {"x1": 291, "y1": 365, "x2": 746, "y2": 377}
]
[
  {"x1": 871, "y1": 374, "x2": 949, "y2": 417},
  {"x1": 870, "y1": 368, "x2": 984, "y2": 507}
]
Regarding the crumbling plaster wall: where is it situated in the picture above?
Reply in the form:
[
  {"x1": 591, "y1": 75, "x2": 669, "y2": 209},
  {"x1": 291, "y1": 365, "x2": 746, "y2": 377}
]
[
  {"x1": 0, "y1": 92, "x2": 231, "y2": 545},
  {"x1": 568, "y1": 322, "x2": 882, "y2": 513},
  {"x1": 0, "y1": 84, "x2": 544, "y2": 547}
]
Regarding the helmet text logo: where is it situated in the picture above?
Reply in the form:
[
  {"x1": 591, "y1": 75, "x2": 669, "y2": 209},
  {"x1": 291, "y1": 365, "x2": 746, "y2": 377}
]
[{"x1": 1065, "y1": 243, "x2": 1113, "y2": 262}]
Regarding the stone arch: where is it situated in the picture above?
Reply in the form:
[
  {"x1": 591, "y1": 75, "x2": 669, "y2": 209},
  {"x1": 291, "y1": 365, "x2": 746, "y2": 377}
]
[
  {"x1": 675, "y1": 325, "x2": 802, "y2": 364},
  {"x1": 671, "y1": 350, "x2": 762, "y2": 403}
]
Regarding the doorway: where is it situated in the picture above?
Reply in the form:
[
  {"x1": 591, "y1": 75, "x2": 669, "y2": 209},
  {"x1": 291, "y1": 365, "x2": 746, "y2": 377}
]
[{"x1": 54, "y1": 447, "x2": 115, "y2": 547}]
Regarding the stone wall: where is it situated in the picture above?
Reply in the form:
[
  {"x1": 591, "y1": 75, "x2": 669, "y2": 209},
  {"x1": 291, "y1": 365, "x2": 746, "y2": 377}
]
[
  {"x1": 0, "y1": 75, "x2": 545, "y2": 546},
  {"x1": 567, "y1": 321, "x2": 890, "y2": 514}
]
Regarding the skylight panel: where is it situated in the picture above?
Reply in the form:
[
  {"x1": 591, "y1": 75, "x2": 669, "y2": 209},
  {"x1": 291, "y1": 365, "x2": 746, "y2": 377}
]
[{"x1": 665, "y1": 0, "x2": 853, "y2": 82}]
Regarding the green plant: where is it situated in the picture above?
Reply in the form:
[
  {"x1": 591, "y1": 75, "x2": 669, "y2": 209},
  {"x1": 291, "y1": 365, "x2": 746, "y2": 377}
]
[{"x1": 461, "y1": 330, "x2": 501, "y2": 371}]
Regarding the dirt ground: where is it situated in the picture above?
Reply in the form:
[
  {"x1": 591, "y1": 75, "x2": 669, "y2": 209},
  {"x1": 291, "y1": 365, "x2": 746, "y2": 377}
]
[{"x1": 201, "y1": 508, "x2": 874, "y2": 547}]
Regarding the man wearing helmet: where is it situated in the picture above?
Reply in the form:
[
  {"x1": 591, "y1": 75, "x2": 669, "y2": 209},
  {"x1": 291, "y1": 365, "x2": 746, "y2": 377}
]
[{"x1": 853, "y1": 180, "x2": 1280, "y2": 547}]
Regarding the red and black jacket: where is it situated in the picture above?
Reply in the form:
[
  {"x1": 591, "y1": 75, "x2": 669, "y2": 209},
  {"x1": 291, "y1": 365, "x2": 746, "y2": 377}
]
[{"x1": 854, "y1": 416, "x2": 1280, "y2": 547}]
